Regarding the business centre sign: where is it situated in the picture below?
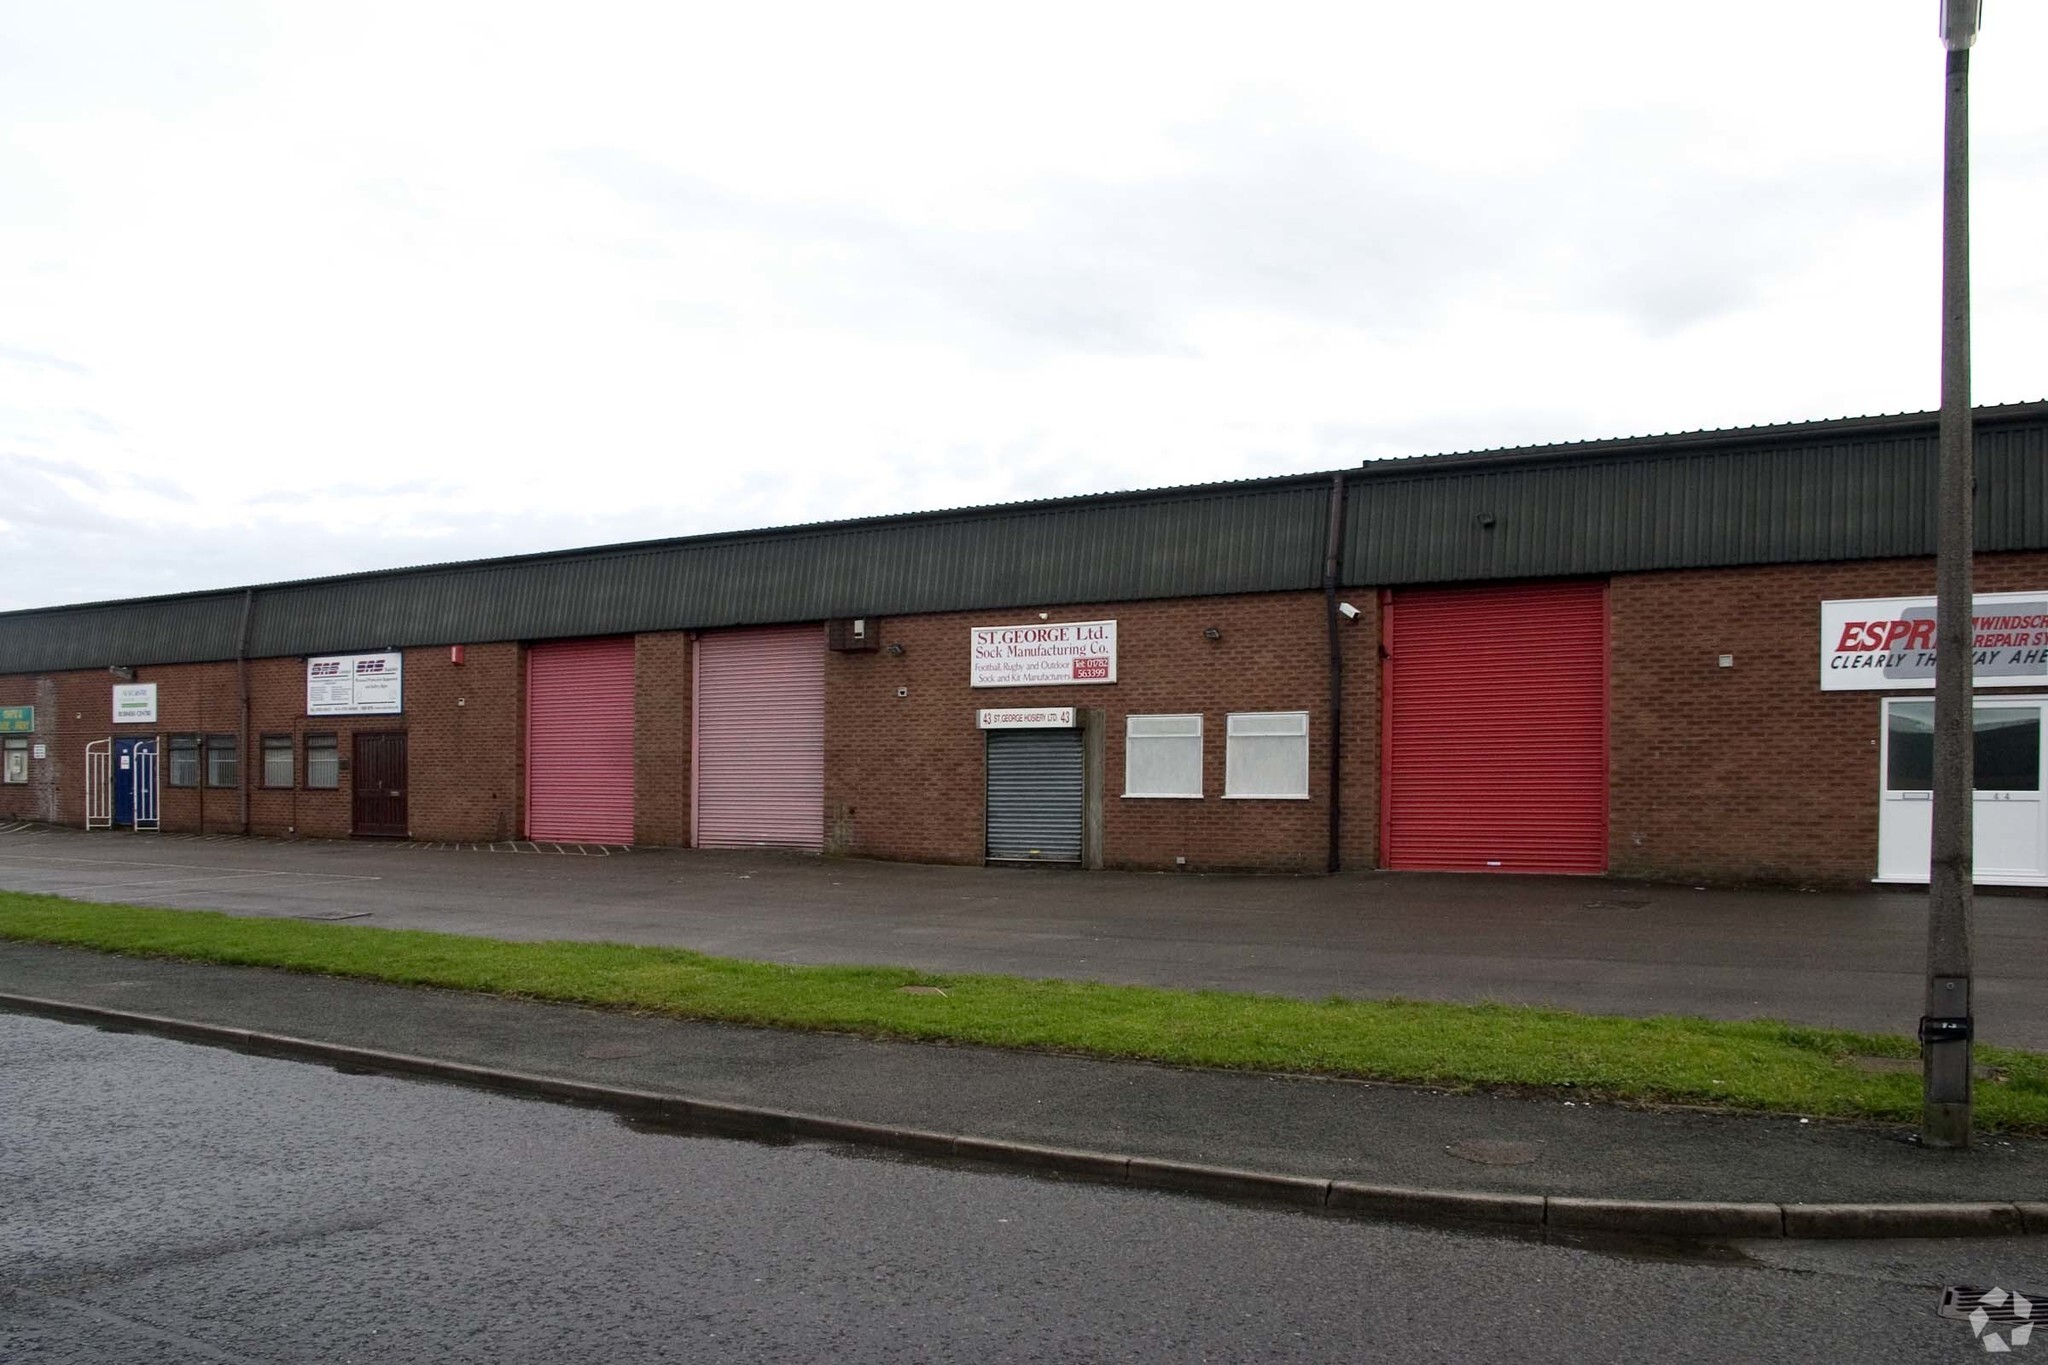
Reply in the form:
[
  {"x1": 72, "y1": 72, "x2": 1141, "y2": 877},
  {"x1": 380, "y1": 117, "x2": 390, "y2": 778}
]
[
  {"x1": 970, "y1": 620, "x2": 1117, "y2": 688},
  {"x1": 1821, "y1": 591, "x2": 2048, "y2": 690}
]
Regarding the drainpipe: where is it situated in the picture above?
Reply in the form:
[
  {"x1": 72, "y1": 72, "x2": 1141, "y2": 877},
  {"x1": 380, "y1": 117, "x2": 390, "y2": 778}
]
[
  {"x1": 236, "y1": 588, "x2": 254, "y2": 835},
  {"x1": 1323, "y1": 472, "x2": 1348, "y2": 874}
]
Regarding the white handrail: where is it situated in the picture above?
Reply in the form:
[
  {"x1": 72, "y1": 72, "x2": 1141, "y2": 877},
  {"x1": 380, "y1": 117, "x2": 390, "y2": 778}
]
[{"x1": 85, "y1": 739, "x2": 111, "y2": 830}]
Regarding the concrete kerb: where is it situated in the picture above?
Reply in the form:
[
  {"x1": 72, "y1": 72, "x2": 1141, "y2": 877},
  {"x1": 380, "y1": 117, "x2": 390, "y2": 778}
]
[{"x1": 2, "y1": 989, "x2": 2037, "y2": 1244}]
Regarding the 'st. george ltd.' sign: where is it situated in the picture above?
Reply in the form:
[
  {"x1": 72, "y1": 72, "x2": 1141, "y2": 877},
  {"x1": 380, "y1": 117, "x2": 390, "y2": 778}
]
[{"x1": 970, "y1": 620, "x2": 1117, "y2": 688}]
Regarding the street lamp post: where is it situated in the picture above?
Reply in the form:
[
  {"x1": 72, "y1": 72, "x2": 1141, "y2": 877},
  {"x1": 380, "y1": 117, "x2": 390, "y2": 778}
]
[{"x1": 1922, "y1": 0, "x2": 1983, "y2": 1151}]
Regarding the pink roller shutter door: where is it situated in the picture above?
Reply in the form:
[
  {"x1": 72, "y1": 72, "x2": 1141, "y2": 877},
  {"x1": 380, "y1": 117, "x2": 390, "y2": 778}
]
[
  {"x1": 693, "y1": 625, "x2": 825, "y2": 851},
  {"x1": 527, "y1": 637, "x2": 637, "y2": 843}
]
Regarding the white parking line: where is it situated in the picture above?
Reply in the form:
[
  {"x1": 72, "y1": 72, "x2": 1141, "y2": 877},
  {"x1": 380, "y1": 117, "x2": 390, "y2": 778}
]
[
  {"x1": 49, "y1": 871, "x2": 386, "y2": 894},
  {"x1": 0, "y1": 854, "x2": 382, "y2": 881}
]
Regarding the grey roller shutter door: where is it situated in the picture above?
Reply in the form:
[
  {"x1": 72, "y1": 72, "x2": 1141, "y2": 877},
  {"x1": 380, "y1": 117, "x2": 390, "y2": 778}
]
[{"x1": 985, "y1": 728, "x2": 1084, "y2": 863}]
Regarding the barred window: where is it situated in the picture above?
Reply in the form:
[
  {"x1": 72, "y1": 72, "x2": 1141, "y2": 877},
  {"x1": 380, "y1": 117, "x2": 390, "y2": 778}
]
[
  {"x1": 169, "y1": 735, "x2": 201, "y2": 788},
  {"x1": 205, "y1": 734, "x2": 238, "y2": 789},
  {"x1": 305, "y1": 734, "x2": 339, "y2": 790},
  {"x1": 262, "y1": 735, "x2": 294, "y2": 789}
]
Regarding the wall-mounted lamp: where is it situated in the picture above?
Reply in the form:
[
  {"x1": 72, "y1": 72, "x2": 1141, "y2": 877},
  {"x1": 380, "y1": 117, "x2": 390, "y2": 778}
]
[
  {"x1": 1336, "y1": 602, "x2": 1361, "y2": 622},
  {"x1": 1202, "y1": 627, "x2": 1222, "y2": 642},
  {"x1": 108, "y1": 665, "x2": 136, "y2": 681},
  {"x1": 1475, "y1": 512, "x2": 1498, "y2": 530},
  {"x1": 886, "y1": 642, "x2": 906, "y2": 656}
]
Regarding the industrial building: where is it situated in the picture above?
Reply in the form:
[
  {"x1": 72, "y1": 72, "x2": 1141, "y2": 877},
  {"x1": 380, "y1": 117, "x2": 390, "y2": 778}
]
[{"x1": 3, "y1": 402, "x2": 2045, "y2": 888}]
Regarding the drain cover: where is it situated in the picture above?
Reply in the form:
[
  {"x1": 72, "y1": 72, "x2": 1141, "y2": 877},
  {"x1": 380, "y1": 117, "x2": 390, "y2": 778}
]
[
  {"x1": 580, "y1": 1043, "x2": 651, "y2": 1060},
  {"x1": 1940, "y1": 1285, "x2": 2039, "y2": 1326},
  {"x1": 1445, "y1": 1138, "x2": 1542, "y2": 1166}
]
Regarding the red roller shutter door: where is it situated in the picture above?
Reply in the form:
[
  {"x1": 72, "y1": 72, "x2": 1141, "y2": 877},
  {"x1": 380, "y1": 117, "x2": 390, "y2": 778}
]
[
  {"x1": 694, "y1": 625, "x2": 825, "y2": 851},
  {"x1": 1384, "y1": 582, "x2": 1608, "y2": 873},
  {"x1": 527, "y1": 637, "x2": 637, "y2": 843}
]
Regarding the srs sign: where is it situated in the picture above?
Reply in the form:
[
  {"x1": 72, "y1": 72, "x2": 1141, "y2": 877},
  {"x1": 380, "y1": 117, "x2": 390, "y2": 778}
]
[
  {"x1": 1821, "y1": 591, "x2": 2048, "y2": 690},
  {"x1": 971, "y1": 620, "x2": 1117, "y2": 688}
]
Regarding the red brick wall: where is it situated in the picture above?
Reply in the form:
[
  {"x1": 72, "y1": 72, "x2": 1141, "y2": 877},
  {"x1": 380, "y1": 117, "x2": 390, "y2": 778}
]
[
  {"x1": 6, "y1": 548, "x2": 2043, "y2": 882},
  {"x1": 823, "y1": 591, "x2": 1381, "y2": 872},
  {"x1": 1609, "y1": 551, "x2": 2048, "y2": 885},
  {"x1": 397, "y1": 643, "x2": 524, "y2": 841},
  {"x1": 0, "y1": 644, "x2": 527, "y2": 840},
  {"x1": 634, "y1": 631, "x2": 691, "y2": 846}
]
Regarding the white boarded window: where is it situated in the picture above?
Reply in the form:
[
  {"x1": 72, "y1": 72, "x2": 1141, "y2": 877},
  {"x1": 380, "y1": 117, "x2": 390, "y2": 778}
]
[
  {"x1": 1225, "y1": 712, "x2": 1309, "y2": 799},
  {"x1": 1125, "y1": 714, "x2": 1203, "y2": 798}
]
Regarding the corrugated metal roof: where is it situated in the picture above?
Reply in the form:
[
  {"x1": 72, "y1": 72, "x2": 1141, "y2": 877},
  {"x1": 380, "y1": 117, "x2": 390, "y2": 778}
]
[
  {"x1": 0, "y1": 593, "x2": 248, "y2": 675},
  {"x1": 241, "y1": 480, "x2": 1332, "y2": 660},
  {"x1": 1343, "y1": 405, "x2": 2047, "y2": 584},
  {"x1": 2, "y1": 402, "x2": 2044, "y2": 674}
]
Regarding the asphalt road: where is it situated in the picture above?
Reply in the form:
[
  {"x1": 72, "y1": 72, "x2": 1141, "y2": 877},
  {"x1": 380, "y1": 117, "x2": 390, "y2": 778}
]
[
  {"x1": 5, "y1": 1015, "x2": 2046, "y2": 1364},
  {"x1": 3, "y1": 826, "x2": 2047, "y2": 1044}
]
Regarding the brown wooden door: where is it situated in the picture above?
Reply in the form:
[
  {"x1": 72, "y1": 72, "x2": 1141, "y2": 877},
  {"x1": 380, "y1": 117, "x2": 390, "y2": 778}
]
[{"x1": 352, "y1": 732, "x2": 409, "y2": 837}]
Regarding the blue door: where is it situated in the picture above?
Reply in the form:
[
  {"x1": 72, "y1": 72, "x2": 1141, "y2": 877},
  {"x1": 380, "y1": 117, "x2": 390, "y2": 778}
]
[{"x1": 113, "y1": 738, "x2": 141, "y2": 827}]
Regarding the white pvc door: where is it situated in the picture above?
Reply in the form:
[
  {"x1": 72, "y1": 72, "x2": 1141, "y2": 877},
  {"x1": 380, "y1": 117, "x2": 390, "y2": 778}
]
[{"x1": 1878, "y1": 696, "x2": 2047, "y2": 886}]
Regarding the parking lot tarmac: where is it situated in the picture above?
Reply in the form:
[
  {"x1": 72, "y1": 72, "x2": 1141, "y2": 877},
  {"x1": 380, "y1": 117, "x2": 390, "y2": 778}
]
[{"x1": 2, "y1": 825, "x2": 2044, "y2": 1046}]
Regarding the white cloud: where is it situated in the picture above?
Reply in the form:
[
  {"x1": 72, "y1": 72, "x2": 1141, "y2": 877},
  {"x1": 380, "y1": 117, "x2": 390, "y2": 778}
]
[{"x1": 0, "y1": 0, "x2": 2043, "y2": 610}]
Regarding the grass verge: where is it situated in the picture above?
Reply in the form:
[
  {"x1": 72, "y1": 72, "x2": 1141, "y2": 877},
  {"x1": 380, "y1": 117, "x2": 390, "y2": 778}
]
[{"x1": 4, "y1": 890, "x2": 2047, "y2": 1131}]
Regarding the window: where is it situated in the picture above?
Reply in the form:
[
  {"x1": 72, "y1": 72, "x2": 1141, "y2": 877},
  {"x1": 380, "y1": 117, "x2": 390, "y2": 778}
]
[
  {"x1": 1124, "y1": 714, "x2": 1203, "y2": 798},
  {"x1": 2, "y1": 737, "x2": 26, "y2": 785},
  {"x1": 262, "y1": 734, "x2": 294, "y2": 789},
  {"x1": 205, "y1": 734, "x2": 238, "y2": 789},
  {"x1": 1224, "y1": 711, "x2": 1310, "y2": 799},
  {"x1": 306, "y1": 733, "x2": 339, "y2": 790},
  {"x1": 169, "y1": 734, "x2": 201, "y2": 788},
  {"x1": 1888, "y1": 701, "x2": 2043, "y2": 793},
  {"x1": 1975, "y1": 707, "x2": 2042, "y2": 792}
]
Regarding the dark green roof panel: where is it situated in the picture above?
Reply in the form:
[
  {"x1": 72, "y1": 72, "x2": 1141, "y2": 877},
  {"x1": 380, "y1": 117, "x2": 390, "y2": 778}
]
[
  {"x1": 1, "y1": 404, "x2": 2044, "y2": 675},
  {"x1": 0, "y1": 594, "x2": 246, "y2": 674},
  {"x1": 245, "y1": 483, "x2": 1332, "y2": 660},
  {"x1": 1343, "y1": 414, "x2": 2046, "y2": 585}
]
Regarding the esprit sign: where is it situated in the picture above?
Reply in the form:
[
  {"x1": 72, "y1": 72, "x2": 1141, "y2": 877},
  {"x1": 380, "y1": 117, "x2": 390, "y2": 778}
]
[
  {"x1": 978, "y1": 707, "x2": 1077, "y2": 729},
  {"x1": 307, "y1": 652, "x2": 404, "y2": 715},
  {"x1": 1820, "y1": 591, "x2": 2048, "y2": 691},
  {"x1": 970, "y1": 620, "x2": 1117, "y2": 688}
]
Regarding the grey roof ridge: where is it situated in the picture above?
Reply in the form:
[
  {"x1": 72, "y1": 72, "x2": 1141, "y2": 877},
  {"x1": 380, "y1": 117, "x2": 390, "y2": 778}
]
[{"x1": 4, "y1": 399, "x2": 2043, "y2": 622}]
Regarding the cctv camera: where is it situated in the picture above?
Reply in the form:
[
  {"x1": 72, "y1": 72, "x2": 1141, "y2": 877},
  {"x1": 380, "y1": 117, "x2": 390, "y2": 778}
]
[{"x1": 1336, "y1": 602, "x2": 1361, "y2": 621}]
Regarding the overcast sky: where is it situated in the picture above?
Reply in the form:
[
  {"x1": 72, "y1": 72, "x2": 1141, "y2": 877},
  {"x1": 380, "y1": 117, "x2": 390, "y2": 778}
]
[{"x1": 2, "y1": 2, "x2": 2043, "y2": 611}]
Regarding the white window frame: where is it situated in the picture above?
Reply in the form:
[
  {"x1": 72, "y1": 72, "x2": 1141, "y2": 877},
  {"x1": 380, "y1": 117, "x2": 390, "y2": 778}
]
[
  {"x1": 1123, "y1": 714, "x2": 1204, "y2": 799},
  {"x1": 1224, "y1": 711, "x2": 1311, "y2": 800}
]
